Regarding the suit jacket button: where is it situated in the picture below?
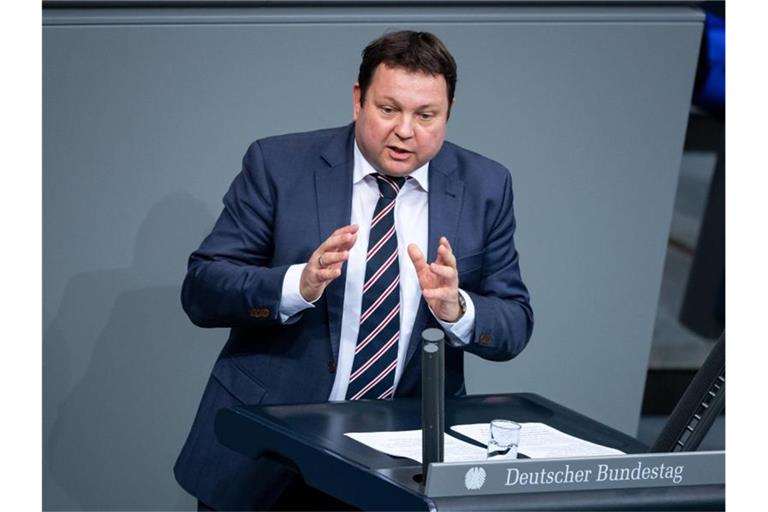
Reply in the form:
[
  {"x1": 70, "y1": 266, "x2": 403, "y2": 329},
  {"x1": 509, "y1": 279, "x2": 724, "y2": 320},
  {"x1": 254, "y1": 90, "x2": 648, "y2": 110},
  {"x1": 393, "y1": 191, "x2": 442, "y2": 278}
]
[
  {"x1": 328, "y1": 361, "x2": 337, "y2": 374},
  {"x1": 249, "y1": 307, "x2": 270, "y2": 319},
  {"x1": 479, "y1": 334, "x2": 492, "y2": 345}
]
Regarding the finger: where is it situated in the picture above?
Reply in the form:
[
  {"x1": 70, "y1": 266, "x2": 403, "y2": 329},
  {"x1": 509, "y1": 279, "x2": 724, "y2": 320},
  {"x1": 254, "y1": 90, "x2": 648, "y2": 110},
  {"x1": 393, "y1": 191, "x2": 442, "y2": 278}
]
[
  {"x1": 318, "y1": 250, "x2": 350, "y2": 268},
  {"x1": 436, "y1": 238, "x2": 457, "y2": 268},
  {"x1": 313, "y1": 266, "x2": 343, "y2": 282},
  {"x1": 320, "y1": 224, "x2": 358, "y2": 251},
  {"x1": 324, "y1": 231, "x2": 356, "y2": 249},
  {"x1": 422, "y1": 287, "x2": 460, "y2": 302},
  {"x1": 321, "y1": 231, "x2": 358, "y2": 252},
  {"x1": 312, "y1": 252, "x2": 326, "y2": 270},
  {"x1": 331, "y1": 224, "x2": 359, "y2": 236},
  {"x1": 407, "y1": 244, "x2": 429, "y2": 272},
  {"x1": 440, "y1": 236, "x2": 453, "y2": 251},
  {"x1": 429, "y1": 262, "x2": 458, "y2": 280},
  {"x1": 333, "y1": 224, "x2": 359, "y2": 239}
]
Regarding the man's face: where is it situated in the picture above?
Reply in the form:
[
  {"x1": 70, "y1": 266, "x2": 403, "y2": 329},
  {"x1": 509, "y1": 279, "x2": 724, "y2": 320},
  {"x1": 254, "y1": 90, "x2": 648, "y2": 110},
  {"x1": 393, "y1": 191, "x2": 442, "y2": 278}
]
[{"x1": 353, "y1": 64, "x2": 451, "y2": 177}]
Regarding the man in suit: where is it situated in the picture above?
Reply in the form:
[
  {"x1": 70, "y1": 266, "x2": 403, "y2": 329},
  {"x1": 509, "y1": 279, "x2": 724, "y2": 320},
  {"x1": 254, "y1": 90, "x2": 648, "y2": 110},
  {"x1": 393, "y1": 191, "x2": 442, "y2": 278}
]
[{"x1": 175, "y1": 31, "x2": 534, "y2": 510}]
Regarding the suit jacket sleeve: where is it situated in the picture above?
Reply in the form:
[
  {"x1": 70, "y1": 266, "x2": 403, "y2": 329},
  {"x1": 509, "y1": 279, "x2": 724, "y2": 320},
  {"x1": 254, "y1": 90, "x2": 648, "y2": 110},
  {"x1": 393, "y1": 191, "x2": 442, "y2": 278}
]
[
  {"x1": 181, "y1": 141, "x2": 289, "y2": 328},
  {"x1": 462, "y1": 170, "x2": 534, "y2": 361}
]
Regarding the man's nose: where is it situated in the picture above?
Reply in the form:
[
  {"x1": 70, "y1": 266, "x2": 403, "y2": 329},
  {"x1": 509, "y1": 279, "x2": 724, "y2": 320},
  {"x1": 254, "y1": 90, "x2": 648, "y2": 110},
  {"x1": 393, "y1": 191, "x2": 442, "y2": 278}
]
[{"x1": 394, "y1": 115, "x2": 414, "y2": 139}]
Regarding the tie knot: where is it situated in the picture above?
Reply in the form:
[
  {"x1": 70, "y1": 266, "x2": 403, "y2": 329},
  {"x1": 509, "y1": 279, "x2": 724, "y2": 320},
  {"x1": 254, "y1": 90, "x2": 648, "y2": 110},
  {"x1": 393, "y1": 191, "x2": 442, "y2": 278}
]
[{"x1": 374, "y1": 174, "x2": 407, "y2": 199}]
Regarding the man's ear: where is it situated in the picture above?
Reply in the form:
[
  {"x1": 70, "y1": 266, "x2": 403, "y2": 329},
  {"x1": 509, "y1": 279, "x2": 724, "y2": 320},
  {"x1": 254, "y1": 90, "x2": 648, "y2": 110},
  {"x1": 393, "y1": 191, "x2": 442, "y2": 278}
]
[{"x1": 352, "y1": 82, "x2": 362, "y2": 121}]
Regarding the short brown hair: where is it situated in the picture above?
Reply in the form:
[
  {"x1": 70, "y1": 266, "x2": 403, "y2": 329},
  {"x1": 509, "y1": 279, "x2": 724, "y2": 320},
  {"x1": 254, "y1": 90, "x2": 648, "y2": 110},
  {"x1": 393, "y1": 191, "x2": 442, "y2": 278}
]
[{"x1": 357, "y1": 31, "x2": 457, "y2": 108}]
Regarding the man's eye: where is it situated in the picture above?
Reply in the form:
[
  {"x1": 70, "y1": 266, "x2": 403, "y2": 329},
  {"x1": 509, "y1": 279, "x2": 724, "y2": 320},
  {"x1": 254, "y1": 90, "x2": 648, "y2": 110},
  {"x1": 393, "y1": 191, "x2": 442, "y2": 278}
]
[
  {"x1": 381, "y1": 106, "x2": 395, "y2": 114},
  {"x1": 418, "y1": 113, "x2": 434, "y2": 121}
]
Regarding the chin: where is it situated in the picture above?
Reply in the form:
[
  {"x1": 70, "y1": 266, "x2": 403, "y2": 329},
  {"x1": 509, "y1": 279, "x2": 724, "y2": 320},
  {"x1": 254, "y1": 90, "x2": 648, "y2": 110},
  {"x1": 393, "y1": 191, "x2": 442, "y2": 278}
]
[
  {"x1": 387, "y1": 167, "x2": 411, "y2": 175},
  {"x1": 380, "y1": 161, "x2": 419, "y2": 177},
  {"x1": 382, "y1": 168, "x2": 416, "y2": 178}
]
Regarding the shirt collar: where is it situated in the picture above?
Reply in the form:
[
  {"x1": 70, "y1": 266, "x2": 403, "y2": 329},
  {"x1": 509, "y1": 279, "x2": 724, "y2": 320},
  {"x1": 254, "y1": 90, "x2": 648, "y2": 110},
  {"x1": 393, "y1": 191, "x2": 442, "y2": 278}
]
[{"x1": 353, "y1": 139, "x2": 429, "y2": 192}]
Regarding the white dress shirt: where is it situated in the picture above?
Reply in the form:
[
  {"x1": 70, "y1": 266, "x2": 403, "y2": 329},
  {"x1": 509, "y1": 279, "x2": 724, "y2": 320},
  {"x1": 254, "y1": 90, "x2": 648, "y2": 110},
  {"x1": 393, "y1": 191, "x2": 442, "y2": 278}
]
[{"x1": 279, "y1": 140, "x2": 475, "y2": 400}]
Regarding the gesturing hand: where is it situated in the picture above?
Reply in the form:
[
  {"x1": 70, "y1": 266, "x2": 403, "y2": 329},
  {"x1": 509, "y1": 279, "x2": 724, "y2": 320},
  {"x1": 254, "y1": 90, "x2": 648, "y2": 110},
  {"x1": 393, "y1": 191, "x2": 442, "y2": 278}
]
[
  {"x1": 300, "y1": 225, "x2": 358, "y2": 302},
  {"x1": 408, "y1": 237, "x2": 463, "y2": 322}
]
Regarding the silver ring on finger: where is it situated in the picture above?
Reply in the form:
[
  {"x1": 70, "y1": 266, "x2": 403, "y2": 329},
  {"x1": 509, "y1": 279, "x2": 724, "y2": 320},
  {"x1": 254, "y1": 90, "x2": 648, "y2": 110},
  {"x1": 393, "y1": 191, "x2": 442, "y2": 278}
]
[{"x1": 318, "y1": 254, "x2": 326, "y2": 268}]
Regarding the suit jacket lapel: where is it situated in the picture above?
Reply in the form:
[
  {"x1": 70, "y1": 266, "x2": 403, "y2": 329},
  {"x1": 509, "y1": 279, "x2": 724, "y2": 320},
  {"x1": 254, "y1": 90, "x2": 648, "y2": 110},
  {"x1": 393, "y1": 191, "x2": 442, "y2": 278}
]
[
  {"x1": 316, "y1": 124, "x2": 355, "y2": 363},
  {"x1": 403, "y1": 145, "x2": 464, "y2": 370}
]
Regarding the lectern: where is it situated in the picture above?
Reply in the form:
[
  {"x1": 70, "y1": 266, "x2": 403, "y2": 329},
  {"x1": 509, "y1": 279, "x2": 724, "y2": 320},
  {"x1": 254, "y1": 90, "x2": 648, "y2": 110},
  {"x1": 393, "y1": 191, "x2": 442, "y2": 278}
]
[{"x1": 215, "y1": 393, "x2": 724, "y2": 510}]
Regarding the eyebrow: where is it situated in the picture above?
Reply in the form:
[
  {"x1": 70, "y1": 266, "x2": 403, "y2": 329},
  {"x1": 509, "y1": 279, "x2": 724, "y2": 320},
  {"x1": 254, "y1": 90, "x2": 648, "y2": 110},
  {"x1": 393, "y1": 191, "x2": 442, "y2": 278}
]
[{"x1": 378, "y1": 96, "x2": 441, "y2": 110}]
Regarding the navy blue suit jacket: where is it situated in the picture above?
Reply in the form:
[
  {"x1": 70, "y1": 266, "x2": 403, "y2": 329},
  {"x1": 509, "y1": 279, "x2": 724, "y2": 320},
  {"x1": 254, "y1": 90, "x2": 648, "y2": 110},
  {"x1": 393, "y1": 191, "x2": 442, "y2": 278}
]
[{"x1": 175, "y1": 123, "x2": 533, "y2": 509}]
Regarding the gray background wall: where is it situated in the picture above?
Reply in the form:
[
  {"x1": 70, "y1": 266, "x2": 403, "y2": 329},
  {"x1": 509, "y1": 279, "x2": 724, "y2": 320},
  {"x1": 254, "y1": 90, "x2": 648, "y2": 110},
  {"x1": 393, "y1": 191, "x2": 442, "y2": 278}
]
[{"x1": 43, "y1": 3, "x2": 702, "y2": 510}]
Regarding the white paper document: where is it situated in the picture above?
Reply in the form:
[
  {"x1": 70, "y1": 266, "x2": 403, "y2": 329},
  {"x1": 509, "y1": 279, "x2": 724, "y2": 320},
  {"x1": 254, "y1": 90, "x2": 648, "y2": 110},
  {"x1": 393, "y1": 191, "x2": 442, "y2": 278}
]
[
  {"x1": 344, "y1": 429, "x2": 488, "y2": 463},
  {"x1": 450, "y1": 422, "x2": 625, "y2": 458}
]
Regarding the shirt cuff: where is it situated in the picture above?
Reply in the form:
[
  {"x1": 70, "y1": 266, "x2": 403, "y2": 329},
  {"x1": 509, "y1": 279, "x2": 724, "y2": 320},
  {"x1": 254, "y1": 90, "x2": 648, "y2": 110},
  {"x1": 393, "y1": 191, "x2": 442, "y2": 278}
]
[
  {"x1": 279, "y1": 263, "x2": 317, "y2": 324},
  {"x1": 433, "y1": 289, "x2": 476, "y2": 347}
]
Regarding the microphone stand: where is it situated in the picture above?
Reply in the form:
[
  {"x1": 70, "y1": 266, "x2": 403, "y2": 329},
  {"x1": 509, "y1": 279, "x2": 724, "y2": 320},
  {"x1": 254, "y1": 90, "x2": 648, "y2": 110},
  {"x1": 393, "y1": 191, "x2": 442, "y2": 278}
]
[{"x1": 421, "y1": 328, "x2": 445, "y2": 480}]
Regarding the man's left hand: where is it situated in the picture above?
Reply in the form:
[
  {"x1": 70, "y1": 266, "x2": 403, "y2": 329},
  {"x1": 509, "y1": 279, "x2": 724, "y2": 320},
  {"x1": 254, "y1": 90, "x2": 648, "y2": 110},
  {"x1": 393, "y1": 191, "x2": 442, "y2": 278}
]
[{"x1": 408, "y1": 237, "x2": 463, "y2": 322}]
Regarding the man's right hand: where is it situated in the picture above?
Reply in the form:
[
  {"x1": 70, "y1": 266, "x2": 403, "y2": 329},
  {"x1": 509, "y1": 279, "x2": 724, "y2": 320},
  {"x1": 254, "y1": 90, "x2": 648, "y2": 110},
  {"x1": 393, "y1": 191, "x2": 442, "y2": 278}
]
[{"x1": 300, "y1": 224, "x2": 359, "y2": 302}]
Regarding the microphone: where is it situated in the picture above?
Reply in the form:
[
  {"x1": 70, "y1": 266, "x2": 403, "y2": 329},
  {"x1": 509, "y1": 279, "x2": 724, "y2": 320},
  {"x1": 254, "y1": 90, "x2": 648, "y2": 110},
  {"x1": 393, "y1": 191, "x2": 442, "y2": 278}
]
[{"x1": 421, "y1": 328, "x2": 445, "y2": 479}]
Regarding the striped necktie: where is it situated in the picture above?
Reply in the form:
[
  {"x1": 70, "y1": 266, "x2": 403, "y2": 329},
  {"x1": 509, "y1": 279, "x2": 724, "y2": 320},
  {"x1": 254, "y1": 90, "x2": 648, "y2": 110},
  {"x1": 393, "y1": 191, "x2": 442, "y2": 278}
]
[{"x1": 346, "y1": 174, "x2": 407, "y2": 400}]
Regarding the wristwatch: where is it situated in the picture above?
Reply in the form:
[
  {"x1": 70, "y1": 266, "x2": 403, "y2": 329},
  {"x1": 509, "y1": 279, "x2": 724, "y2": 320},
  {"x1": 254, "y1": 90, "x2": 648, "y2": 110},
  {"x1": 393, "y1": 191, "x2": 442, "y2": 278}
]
[{"x1": 456, "y1": 291, "x2": 466, "y2": 320}]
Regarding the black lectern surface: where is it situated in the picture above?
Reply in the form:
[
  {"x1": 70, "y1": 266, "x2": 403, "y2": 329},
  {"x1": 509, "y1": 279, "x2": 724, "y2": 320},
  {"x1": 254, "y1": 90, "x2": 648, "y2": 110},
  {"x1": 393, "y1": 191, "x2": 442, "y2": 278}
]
[{"x1": 215, "y1": 393, "x2": 724, "y2": 511}]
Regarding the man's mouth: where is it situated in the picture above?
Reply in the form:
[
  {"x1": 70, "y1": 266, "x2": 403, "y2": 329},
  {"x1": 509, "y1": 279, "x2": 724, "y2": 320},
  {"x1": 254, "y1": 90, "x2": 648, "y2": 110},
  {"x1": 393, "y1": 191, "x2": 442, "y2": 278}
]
[{"x1": 387, "y1": 145, "x2": 412, "y2": 155}]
